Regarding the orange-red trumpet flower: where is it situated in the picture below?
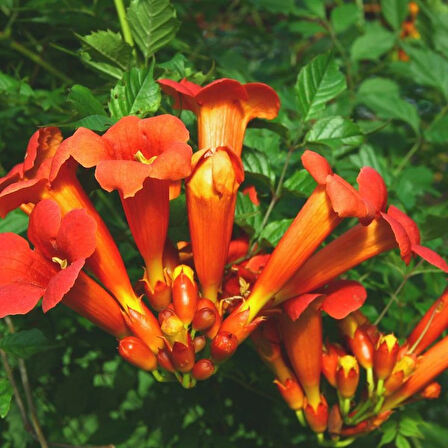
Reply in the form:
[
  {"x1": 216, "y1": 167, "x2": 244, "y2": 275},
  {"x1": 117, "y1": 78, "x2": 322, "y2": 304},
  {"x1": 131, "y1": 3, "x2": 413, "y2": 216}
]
[{"x1": 158, "y1": 78, "x2": 280, "y2": 155}]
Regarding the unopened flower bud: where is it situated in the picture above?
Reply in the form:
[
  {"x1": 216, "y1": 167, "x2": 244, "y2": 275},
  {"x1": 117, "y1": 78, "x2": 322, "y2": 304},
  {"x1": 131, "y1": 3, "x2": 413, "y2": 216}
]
[
  {"x1": 328, "y1": 405, "x2": 343, "y2": 435},
  {"x1": 193, "y1": 335, "x2": 206, "y2": 353},
  {"x1": 374, "y1": 334, "x2": 399, "y2": 380},
  {"x1": 196, "y1": 298, "x2": 221, "y2": 338},
  {"x1": 322, "y1": 343, "x2": 345, "y2": 387},
  {"x1": 336, "y1": 355, "x2": 359, "y2": 398},
  {"x1": 119, "y1": 337, "x2": 157, "y2": 371},
  {"x1": 157, "y1": 348, "x2": 175, "y2": 372},
  {"x1": 171, "y1": 340, "x2": 195, "y2": 372},
  {"x1": 211, "y1": 331, "x2": 238, "y2": 362},
  {"x1": 192, "y1": 307, "x2": 216, "y2": 331},
  {"x1": 274, "y1": 378, "x2": 304, "y2": 410},
  {"x1": 158, "y1": 306, "x2": 175, "y2": 325},
  {"x1": 303, "y1": 396, "x2": 328, "y2": 434},
  {"x1": 420, "y1": 382, "x2": 441, "y2": 400},
  {"x1": 161, "y1": 314, "x2": 184, "y2": 336},
  {"x1": 384, "y1": 355, "x2": 416, "y2": 396},
  {"x1": 172, "y1": 264, "x2": 198, "y2": 325},
  {"x1": 192, "y1": 359, "x2": 215, "y2": 380}
]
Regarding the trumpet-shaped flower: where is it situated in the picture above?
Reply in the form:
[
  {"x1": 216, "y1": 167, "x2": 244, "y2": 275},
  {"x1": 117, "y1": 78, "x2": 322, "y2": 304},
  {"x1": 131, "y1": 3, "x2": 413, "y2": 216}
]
[
  {"x1": 50, "y1": 115, "x2": 192, "y2": 310},
  {"x1": 159, "y1": 78, "x2": 280, "y2": 155}
]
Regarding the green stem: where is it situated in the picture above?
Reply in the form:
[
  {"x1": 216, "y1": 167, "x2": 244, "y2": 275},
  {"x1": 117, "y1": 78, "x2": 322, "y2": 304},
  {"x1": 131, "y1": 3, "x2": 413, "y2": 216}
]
[
  {"x1": 296, "y1": 409, "x2": 306, "y2": 426},
  {"x1": 114, "y1": 0, "x2": 135, "y2": 47},
  {"x1": 366, "y1": 367, "x2": 374, "y2": 397},
  {"x1": 0, "y1": 32, "x2": 72, "y2": 83}
]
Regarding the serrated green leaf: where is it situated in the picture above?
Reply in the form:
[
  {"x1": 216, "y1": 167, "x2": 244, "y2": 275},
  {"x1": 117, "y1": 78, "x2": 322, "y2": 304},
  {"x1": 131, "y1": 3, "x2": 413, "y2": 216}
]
[
  {"x1": 127, "y1": 0, "x2": 180, "y2": 59},
  {"x1": 331, "y1": 4, "x2": 359, "y2": 33},
  {"x1": 424, "y1": 113, "x2": 448, "y2": 143},
  {"x1": 234, "y1": 192, "x2": 262, "y2": 235},
  {"x1": 357, "y1": 77, "x2": 420, "y2": 133},
  {"x1": 0, "y1": 379, "x2": 13, "y2": 419},
  {"x1": 378, "y1": 420, "x2": 398, "y2": 447},
  {"x1": 242, "y1": 147, "x2": 275, "y2": 188},
  {"x1": 283, "y1": 169, "x2": 315, "y2": 197},
  {"x1": 77, "y1": 30, "x2": 132, "y2": 71},
  {"x1": 381, "y1": 0, "x2": 409, "y2": 30},
  {"x1": 79, "y1": 50, "x2": 124, "y2": 80},
  {"x1": 295, "y1": 52, "x2": 346, "y2": 121},
  {"x1": 303, "y1": 0, "x2": 325, "y2": 19},
  {"x1": 68, "y1": 85, "x2": 105, "y2": 116},
  {"x1": 0, "y1": 72, "x2": 33, "y2": 97},
  {"x1": 0, "y1": 209, "x2": 28, "y2": 234},
  {"x1": 260, "y1": 219, "x2": 292, "y2": 247},
  {"x1": 399, "y1": 416, "x2": 423, "y2": 438},
  {"x1": 351, "y1": 22, "x2": 396, "y2": 61},
  {"x1": 306, "y1": 116, "x2": 363, "y2": 149},
  {"x1": 402, "y1": 45, "x2": 448, "y2": 100},
  {"x1": 109, "y1": 65, "x2": 161, "y2": 119},
  {"x1": 72, "y1": 115, "x2": 116, "y2": 131},
  {"x1": 0, "y1": 329, "x2": 52, "y2": 359}
]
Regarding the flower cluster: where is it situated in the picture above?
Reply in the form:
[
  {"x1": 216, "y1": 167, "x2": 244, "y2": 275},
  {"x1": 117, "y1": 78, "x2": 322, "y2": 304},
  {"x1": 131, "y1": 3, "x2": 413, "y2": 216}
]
[{"x1": 1, "y1": 76, "x2": 447, "y2": 441}]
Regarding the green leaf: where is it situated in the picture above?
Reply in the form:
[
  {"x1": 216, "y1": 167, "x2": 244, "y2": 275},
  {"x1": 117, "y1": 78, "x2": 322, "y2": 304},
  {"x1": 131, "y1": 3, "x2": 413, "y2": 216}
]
[
  {"x1": 422, "y1": 215, "x2": 448, "y2": 241},
  {"x1": 381, "y1": 0, "x2": 409, "y2": 30},
  {"x1": 351, "y1": 22, "x2": 396, "y2": 61},
  {"x1": 242, "y1": 147, "x2": 275, "y2": 188},
  {"x1": 295, "y1": 52, "x2": 347, "y2": 121},
  {"x1": 402, "y1": 44, "x2": 448, "y2": 100},
  {"x1": 127, "y1": 0, "x2": 180, "y2": 59},
  {"x1": 0, "y1": 379, "x2": 13, "y2": 419},
  {"x1": 0, "y1": 209, "x2": 29, "y2": 234},
  {"x1": 424, "y1": 113, "x2": 448, "y2": 143},
  {"x1": 77, "y1": 30, "x2": 132, "y2": 71},
  {"x1": 395, "y1": 166, "x2": 436, "y2": 209},
  {"x1": 79, "y1": 50, "x2": 123, "y2": 80},
  {"x1": 395, "y1": 434, "x2": 411, "y2": 448},
  {"x1": 260, "y1": 219, "x2": 292, "y2": 247},
  {"x1": 72, "y1": 115, "x2": 117, "y2": 131},
  {"x1": 283, "y1": 169, "x2": 315, "y2": 197},
  {"x1": 250, "y1": 0, "x2": 295, "y2": 14},
  {"x1": 305, "y1": 116, "x2": 364, "y2": 149},
  {"x1": 234, "y1": 192, "x2": 262, "y2": 236},
  {"x1": 0, "y1": 329, "x2": 52, "y2": 359},
  {"x1": 68, "y1": 85, "x2": 105, "y2": 116},
  {"x1": 331, "y1": 4, "x2": 359, "y2": 34},
  {"x1": 399, "y1": 415, "x2": 423, "y2": 438},
  {"x1": 378, "y1": 420, "x2": 398, "y2": 447},
  {"x1": 303, "y1": 0, "x2": 325, "y2": 19},
  {"x1": 109, "y1": 65, "x2": 161, "y2": 119},
  {"x1": 357, "y1": 77, "x2": 420, "y2": 133}
]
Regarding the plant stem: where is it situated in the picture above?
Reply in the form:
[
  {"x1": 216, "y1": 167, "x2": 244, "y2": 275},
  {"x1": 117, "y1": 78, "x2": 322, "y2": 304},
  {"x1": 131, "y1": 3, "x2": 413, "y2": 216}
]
[
  {"x1": 0, "y1": 32, "x2": 72, "y2": 83},
  {"x1": 114, "y1": 0, "x2": 134, "y2": 47},
  {"x1": 394, "y1": 135, "x2": 422, "y2": 177},
  {"x1": 5, "y1": 317, "x2": 48, "y2": 448}
]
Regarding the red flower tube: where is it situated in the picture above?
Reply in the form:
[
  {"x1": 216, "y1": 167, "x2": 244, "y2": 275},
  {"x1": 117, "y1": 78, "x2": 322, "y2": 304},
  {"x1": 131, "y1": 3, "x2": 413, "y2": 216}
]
[{"x1": 159, "y1": 78, "x2": 280, "y2": 155}]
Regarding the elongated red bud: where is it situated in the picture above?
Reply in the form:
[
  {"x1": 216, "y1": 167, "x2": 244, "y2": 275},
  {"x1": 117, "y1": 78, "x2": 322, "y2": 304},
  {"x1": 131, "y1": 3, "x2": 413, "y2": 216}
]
[
  {"x1": 374, "y1": 334, "x2": 399, "y2": 380},
  {"x1": 123, "y1": 305, "x2": 164, "y2": 353},
  {"x1": 157, "y1": 348, "x2": 175, "y2": 372},
  {"x1": 322, "y1": 343, "x2": 345, "y2": 387},
  {"x1": 211, "y1": 331, "x2": 238, "y2": 362},
  {"x1": 192, "y1": 307, "x2": 216, "y2": 331},
  {"x1": 171, "y1": 340, "x2": 195, "y2": 372},
  {"x1": 336, "y1": 355, "x2": 359, "y2": 398},
  {"x1": 196, "y1": 298, "x2": 221, "y2": 338},
  {"x1": 340, "y1": 316, "x2": 374, "y2": 369},
  {"x1": 303, "y1": 396, "x2": 328, "y2": 434},
  {"x1": 274, "y1": 378, "x2": 304, "y2": 410},
  {"x1": 172, "y1": 265, "x2": 198, "y2": 325},
  {"x1": 193, "y1": 335, "x2": 206, "y2": 353},
  {"x1": 328, "y1": 405, "x2": 343, "y2": 435},
  {"x1": 192, "y1": 359, "x2": 215, "y2": 380},
  {"x1": 119, "y1": 337, "x2": 157, "y2": 371},
  {"x1": 384, "y1": 355, "x2": 416, "y2": 396}
]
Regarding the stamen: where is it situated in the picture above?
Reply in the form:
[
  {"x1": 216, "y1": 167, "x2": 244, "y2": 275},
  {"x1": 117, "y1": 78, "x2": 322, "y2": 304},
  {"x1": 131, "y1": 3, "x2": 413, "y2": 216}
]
[
  {"x1": 52, "y1": 256, "x2": 68, "y2": 269},
  {"x1": 134, "y1": 150, "x2": 157, "y2": 165}
]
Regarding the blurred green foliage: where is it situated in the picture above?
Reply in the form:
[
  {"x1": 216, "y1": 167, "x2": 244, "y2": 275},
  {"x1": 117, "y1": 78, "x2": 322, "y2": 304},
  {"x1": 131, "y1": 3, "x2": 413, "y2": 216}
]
[{"x1": 1, "y1": 0, "x2": 447, "y2": 447}]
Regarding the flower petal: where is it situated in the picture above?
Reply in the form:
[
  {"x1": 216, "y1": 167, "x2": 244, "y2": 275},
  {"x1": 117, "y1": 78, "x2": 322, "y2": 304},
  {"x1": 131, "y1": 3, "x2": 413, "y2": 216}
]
[
  {"x1": 357, "y1": 167, "x2": 387, "y2": 214},
  {"x1": 42, "y1": 258, "x2": 85, "y2": 312},
  {"x1": 301, "y1": 151, "x2": 333, "y2": 185},
  {"x1": 50, "y1": 127, "x2": 110, "y2": 182},
  {"x1": 283, "y1": 293, "x2": 323, "y2": 321},
  {"x1": 412, "y1": 244, "x2": 448, "y2": 272},
  {"x1": 243, "y1": 83, "x2": 280, "y2": 120},
  {"x1": 195, "y1": 78, "x2": 248, "y2": 105},
  {"x1": 56, "y1": 208, "x2": 97, "y2": 262},
  {"x1": 326, "y1": 174, "x2": 371, "y2": 219},
  {"x1": 139, "y1": 114, "x2": 190, "y2": 156},
  {"x1": 102, "y1": 115, "x2": 146, "y2": 160},
  {"x1": 386, "y1": 205, "x2": 420, "y2": 245},
  {"x1": 23, "y1": 127, "x2": 62, "y2": 173},
  {"x1": 320, "y1": 280, "x2": 367, "y2": 319},
  {"x1": 158, "y1": 78, "x2": 201, "y2": 110},
  {"x1": 146, "y1": 142, "x2": 192, "y2": 180},
  {"x1": 0, "y1": 163, "x2": 24, "y2": 190},
  {"x1": 380, "y1": 212, "x2": 412, "y2": 263},
  {"x1": 28, "y1": 199, "x2": 61, "y2": 259},
  {"x1": 0, "y1": 283, "x2": 46, "y2": 318},
  {"x1": 0, "y1": 178, "x2": 47, "y2": 219}
]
